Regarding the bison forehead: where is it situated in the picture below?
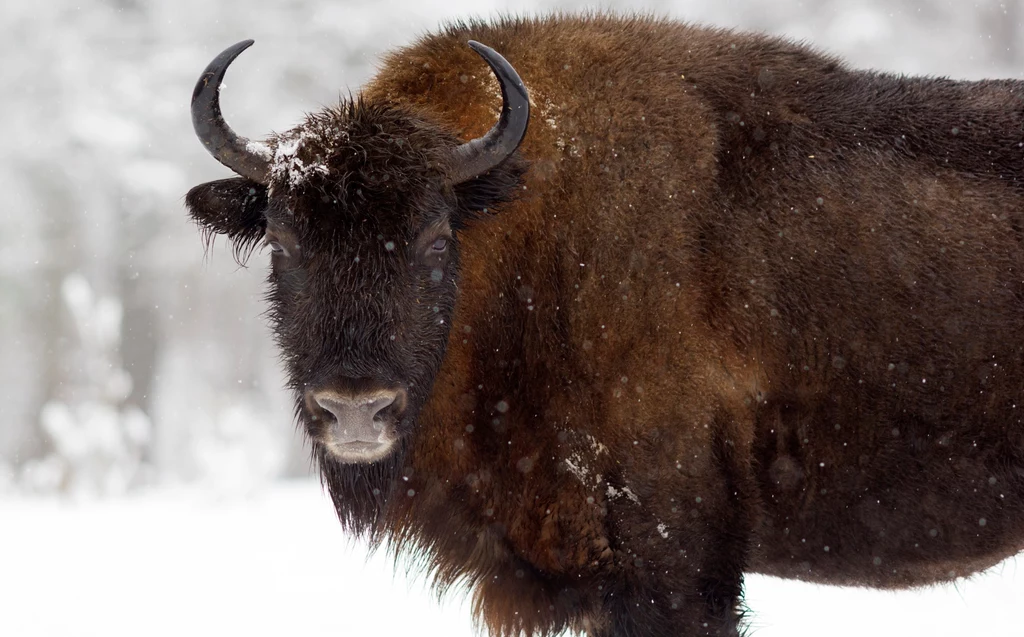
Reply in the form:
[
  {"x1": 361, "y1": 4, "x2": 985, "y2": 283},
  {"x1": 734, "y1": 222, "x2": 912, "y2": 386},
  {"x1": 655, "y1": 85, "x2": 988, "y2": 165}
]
[
  {"x1": 268, "y1": 128, "x2": 332, "y2": 190},
  {"x1": 265, "y1": 100, "x2": 456, "y2": 208}
]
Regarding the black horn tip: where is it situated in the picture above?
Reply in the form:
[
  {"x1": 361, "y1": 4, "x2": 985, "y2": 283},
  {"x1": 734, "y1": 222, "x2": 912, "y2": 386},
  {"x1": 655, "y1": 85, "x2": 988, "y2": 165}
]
[
  {"x1": 465, "y1": 40, "x2": 529, "y2": 106},
  {"x1": 466, "y1": 39, "x2": 489, "y2": 56},
  {"x1": 191, "y1": 39, "x2": 255, "y2": 106}
]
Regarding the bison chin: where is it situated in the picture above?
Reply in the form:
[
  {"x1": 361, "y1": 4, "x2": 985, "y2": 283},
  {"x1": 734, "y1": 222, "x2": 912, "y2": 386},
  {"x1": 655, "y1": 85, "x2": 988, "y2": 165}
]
[{"x1": 316, "y1": 435, "x2": 411, "y2": 538}]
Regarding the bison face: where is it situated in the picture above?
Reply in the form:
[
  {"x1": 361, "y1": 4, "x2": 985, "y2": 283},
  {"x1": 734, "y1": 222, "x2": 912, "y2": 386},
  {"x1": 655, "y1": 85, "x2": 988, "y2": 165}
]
[
  {"x1": 259, "y1": 169, "x2": 464, "y2": 466},
  {"x1": 185, "y1": 40, "x2": 528, "y2": 470}
]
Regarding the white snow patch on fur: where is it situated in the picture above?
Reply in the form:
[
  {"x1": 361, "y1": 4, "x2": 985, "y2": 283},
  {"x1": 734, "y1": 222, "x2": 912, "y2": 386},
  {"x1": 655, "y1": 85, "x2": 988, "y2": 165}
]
[
  {"x1": 564, "y1": 433, "x2": 610, "y2": 490},
  {"x1": 606, "y1": 484, "x2": 641, "y2": 505},
  {"x1": 270, "y1": 130, "x2": 328, "y2": 188},
  {"x1": 585, "y1": 434, "x2": 608, "y2": 457},
  {"x1": 565, "y1": 452, "x2": 589, "y2": 485}
]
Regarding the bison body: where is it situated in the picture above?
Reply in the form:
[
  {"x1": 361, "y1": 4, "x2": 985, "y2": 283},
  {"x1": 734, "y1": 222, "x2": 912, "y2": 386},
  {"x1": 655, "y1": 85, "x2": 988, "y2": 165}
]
[{"x1": 186, "y1": 15, "x2": 1024, "y2": 637}]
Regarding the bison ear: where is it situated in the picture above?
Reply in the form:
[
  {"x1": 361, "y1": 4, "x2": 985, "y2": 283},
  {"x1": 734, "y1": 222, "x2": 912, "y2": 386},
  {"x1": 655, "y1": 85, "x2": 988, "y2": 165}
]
[
  {"x1": 185, "y1": 177, "x2": 268, "y2": 263},
  {"x1": 451, "y1": 154, "x2": 527, "y2": 226}
]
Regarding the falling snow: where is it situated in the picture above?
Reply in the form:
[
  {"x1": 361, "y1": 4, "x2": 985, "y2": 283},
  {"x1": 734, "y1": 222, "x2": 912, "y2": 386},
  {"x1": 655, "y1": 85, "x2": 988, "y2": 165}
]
[{"x1": 3, "y1": 1, "x2": 1024, "y2": 635}]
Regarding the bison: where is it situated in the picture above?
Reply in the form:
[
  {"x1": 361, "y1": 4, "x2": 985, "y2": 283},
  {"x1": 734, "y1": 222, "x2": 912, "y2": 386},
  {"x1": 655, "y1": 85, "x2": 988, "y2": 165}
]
[{"x1": 185, "y1": 15, "x2": 1024, "y2": 637}]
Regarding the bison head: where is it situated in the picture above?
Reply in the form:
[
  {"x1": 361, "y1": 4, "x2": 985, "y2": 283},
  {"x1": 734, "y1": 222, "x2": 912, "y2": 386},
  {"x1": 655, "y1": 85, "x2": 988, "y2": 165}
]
[{"x1": 185, "y1": 41, "x2": 528, "y2": 485}]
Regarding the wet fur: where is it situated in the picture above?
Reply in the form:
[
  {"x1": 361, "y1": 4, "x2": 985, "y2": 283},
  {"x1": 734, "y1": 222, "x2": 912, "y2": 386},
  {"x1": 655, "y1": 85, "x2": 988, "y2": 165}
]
[{"x1": 186, "y1": 15, "x2": 1024, "y2": 637}]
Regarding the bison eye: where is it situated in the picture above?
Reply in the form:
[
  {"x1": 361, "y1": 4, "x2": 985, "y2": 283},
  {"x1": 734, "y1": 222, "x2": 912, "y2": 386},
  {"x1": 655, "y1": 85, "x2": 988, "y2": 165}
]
[
  {"x1": 431, "y1": 237, "x2": 448, "y2": 252},
  {"x1": 265, "y1": 237, "x2": 298, "y2": 263}
]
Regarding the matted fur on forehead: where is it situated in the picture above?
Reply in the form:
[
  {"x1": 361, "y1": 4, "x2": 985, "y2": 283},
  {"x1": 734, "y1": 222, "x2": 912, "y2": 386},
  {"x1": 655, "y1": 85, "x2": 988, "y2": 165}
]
[{"x1": 264, "y1": 99, "x2": 458, "y2": 225}]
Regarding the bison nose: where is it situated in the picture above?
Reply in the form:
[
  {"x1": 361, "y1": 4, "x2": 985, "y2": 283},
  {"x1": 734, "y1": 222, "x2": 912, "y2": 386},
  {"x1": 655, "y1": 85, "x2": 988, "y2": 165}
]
[{"x1": 311, "y1": 390, "x2": 402, "y2": 445}]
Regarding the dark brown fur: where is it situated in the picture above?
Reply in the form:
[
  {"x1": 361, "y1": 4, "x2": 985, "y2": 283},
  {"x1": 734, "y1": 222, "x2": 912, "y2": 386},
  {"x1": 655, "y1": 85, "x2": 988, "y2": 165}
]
[{"x1": 186, "y1": 15, "x2": 1024, "y2": 637}]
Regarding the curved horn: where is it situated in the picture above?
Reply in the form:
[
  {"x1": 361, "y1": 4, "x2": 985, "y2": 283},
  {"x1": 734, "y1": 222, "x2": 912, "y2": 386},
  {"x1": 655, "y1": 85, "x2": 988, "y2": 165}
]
[
  {"x1": 191, "y1": 39, "x2": 271, "y2": 184},
  {"x1": 449, "y1": 41, "x2": 530, "y2": 184}
]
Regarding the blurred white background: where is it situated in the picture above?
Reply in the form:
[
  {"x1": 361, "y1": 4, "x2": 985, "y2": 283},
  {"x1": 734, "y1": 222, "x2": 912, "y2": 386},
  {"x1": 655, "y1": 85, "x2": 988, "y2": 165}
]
[{"x1": 1, "y1": 0, "x2": 1021, "y2": 635}]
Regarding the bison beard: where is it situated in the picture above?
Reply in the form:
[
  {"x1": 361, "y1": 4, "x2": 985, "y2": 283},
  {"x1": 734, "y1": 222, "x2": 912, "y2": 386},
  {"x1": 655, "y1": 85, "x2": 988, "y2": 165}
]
[
  {"x1": 185, "y1": 14, "x2": 1024, "y2": 637},
  {"x1": 317, "y1": 439, "x2": 410, "y2": 538}
]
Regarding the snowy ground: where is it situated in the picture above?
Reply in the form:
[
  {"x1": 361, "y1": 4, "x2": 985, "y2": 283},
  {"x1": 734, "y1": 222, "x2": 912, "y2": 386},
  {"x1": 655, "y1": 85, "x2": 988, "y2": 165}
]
[{"x1": 2, "y1": 480, "x2": 1020, "y2": 636}]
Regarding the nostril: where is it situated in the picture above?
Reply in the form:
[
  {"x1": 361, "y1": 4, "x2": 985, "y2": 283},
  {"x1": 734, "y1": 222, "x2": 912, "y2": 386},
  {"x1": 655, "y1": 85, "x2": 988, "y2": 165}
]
[
  {"x1": 315, "y1": 405, "x2": 336, "y2": 424},
  {"x1": 367, "y1": 394, "x2": 396, "y2": 422},
  {"x1": 307, "y1": 396, "x2": 327, "y2": 421}
]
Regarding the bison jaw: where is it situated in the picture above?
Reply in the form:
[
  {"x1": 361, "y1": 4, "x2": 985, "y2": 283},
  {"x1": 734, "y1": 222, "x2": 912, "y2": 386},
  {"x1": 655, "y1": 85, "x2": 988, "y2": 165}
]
[{"x1": 309, "y1": 389, "x2": 404, "y2": 464}]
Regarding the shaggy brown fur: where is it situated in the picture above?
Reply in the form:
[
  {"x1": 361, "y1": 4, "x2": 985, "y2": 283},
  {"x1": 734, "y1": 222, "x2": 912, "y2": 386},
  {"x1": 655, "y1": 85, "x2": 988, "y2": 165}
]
[{"x1": 186, "y1": 15, "x2": 1024, "y2": 637}]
